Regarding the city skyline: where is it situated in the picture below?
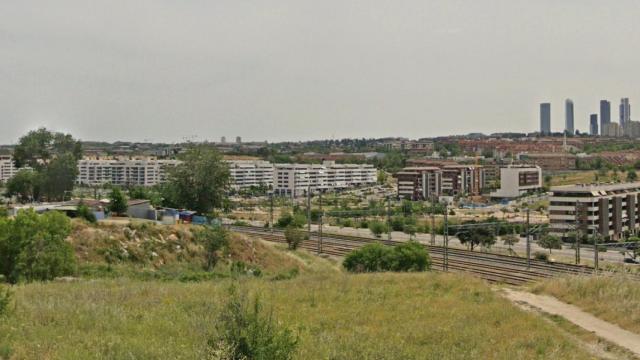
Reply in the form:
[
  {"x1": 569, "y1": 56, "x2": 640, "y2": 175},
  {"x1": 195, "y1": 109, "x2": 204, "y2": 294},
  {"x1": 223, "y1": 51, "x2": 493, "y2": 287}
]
[{"x1": 3, "y1": 1, "x2": 640, "y2": 143}]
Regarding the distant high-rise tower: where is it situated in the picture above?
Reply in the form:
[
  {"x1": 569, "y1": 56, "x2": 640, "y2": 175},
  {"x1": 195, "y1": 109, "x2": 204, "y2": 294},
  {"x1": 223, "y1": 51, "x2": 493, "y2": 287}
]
[
  {"x1": 220, "y1": 136, "x2": 226, "y2": 144},
  {"x1": 600, "y1": 100, "x2": 611, "y2": 132},
  {"x1": 236, "y1": 136, "x2": 242, "y2": 144},
  {"x1": 590, "y1": 114, "x2": 598, "y2": 136},
  {"x1": 565, "y1": 99, "x2": 574, "y2": 134},
  {"x1": 540, "y1": 103, "x2": 551, "y2": 135},
  {"x1": 620, "y1": 98, "x2": 631, "y2": 128}
]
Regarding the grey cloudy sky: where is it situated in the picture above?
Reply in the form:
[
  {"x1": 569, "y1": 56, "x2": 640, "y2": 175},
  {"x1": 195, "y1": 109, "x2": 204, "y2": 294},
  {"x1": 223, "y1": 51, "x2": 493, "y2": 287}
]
[{"x1": 2, "y1": 1, "x2": 640, "y2": 144}]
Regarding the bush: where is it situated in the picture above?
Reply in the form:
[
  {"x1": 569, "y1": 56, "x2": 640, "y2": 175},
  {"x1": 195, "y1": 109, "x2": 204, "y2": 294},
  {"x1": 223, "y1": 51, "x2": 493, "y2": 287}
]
[
  {"x1": 276, "y1": 212, "x2": 306, "y2": 229},
  {"x1": 533, "y1": 252, "x2": 549, "y2": 262},
  {"x1": 284, "y1": 226, "x2": 305, "y2": 250},
  {"x1": 343, "y1": 241, "x2": 431, "y2": 273},
  {"x1": 194, "y1": 225, "x2": 229, "y2": 271},
  {"x1": 389, "y1": 241, "x2": 431, "y2": 271},
  {"x1": 0, "y1": 210, "x2": 76, "y2": 283},
  {"x1": 233, "y1": 220, "x2": 250, "y2": 227},
  {"x1": 77, "y1": 203, "x2": 97, "y2": 223},
  {"x1": 368, "y1": 220, "x2": 388, "y2": 238},
  {"x1": 343, "y1": 243, "x2": 392, "y2": 272},
  {"x1": 211, "y1": 286, "x2": 298, "y2": 360}
]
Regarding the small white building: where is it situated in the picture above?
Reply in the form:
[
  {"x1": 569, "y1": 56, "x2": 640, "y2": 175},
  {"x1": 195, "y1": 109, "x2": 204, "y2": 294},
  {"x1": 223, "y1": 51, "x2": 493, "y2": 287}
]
[
  {"x1": 0, "y1": 156, "x2": 20, "y2": 182},
  {"x1": 490, "y1": 165, "x2": 542, "y2": 198}
]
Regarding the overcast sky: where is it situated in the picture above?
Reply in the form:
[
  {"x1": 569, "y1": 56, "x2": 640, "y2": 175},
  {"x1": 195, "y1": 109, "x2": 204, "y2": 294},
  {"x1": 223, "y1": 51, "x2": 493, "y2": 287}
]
[{"x1": 2, "y1": 1, "x2": 640, "y2": 144}]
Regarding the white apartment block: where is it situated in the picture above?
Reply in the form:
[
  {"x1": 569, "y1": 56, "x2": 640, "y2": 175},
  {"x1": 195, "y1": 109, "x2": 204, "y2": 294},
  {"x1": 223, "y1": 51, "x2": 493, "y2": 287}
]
[
  {"x1": 77, "y1": 158, "x2": 179, "y2": 187},
  {"x1": 0, "y1": 156, "x2": 20, "y2": 182},
  {"x1": 227, "y1": 160, "x2": 274, "y2": 190},
  {"x1": 274, "y1": 161, "x2": 376, "y2": 197},
  {"x1": 549, "y1": 182, "x2": 640, "y2": 240},
  {"x1": 490, "y1": 165, "x2": 542, "y2": 198}
]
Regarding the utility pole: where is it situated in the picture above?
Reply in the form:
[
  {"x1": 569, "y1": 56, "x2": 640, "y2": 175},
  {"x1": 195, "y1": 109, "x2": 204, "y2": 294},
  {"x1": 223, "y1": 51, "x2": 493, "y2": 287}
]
[
  {"x1": 430, "y1": 212, "x2": 436, "y2": 246},
  {"x1": 443, "y1": 201, "x2": 449, "y2": 271},
  {"x1": 269, "y1": 193, "x2": 274, "y2": 233},
  {"x1": 526, "y1": 208, "x2": 531, "y2": 270},
  {"x1": 387, "y1": 196, "x2": 392, "y2": 244},
  {"x1": 592, "y1": 199, "x2": 598, "y2": 273},
  {"x1": 319, "y1": 191, "x2": 323, "y2": 254},
  {"x1": 307, "y1": 185, "x2": 311, "y2": 236}
]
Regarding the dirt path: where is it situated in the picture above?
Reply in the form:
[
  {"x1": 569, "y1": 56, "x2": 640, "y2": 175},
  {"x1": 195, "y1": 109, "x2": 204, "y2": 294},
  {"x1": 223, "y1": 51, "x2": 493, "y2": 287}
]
[{"x1": 503, "y1": 289, "x2": 640, "y2": 356}]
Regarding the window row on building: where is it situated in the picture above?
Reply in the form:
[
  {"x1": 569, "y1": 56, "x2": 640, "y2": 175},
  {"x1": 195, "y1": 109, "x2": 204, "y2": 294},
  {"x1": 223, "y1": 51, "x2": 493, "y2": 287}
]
[
  {"x1": 549, "y1": 182, "x2": 640, "y2": 240},
  {"x1": 394, "y1": 165, "x2": 488, "y2": 200}
]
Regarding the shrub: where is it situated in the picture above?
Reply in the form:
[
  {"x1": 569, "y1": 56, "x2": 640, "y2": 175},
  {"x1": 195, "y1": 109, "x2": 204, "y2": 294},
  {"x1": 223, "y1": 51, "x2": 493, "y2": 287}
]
[
  {"x1": 276, "y1": 212, "x2": 305, "y2": 228},
  {"x1": 77, "y1": 203, "x2": 97, "y2": 223},
  {"x1": 194, "y1": 225, "x2": 229, "y2": 271},
  {"x1": 211, "y1": 286, "x2": 298, "y2": 360},
  {"x1": 533, "y1": 252, "x2": 549, "y2": 261},
  {"x1": 343, "y1": 242, "x2": 431, "y2": 273},
  {"x1": 233, "y1": 220, "x2": 250, "y2": 227},
  {"x1": 389, "y1": 241, "x2": 431, "y2": 271},
  {"x1": 0, "y1": 210, "x2": 76, "y2": 283},
  {"x1": 368, "y1": 220, "x2": 388, "y2": 238},
  {"x1": 284, "y1": 226, "x2": 305, "y2": 250},
  {"x1": 343, "y1": 243, "x2": 392, "y2": 272}
]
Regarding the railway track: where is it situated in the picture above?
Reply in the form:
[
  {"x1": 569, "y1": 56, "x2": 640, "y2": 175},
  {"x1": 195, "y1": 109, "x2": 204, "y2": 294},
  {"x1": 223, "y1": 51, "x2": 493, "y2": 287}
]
[{"x1": 230, "y1": 225, "x2": 580, "y2": 286}]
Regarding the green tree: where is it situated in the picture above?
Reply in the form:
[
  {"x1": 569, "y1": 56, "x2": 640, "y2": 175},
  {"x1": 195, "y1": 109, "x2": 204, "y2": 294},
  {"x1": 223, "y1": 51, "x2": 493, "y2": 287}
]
[
  {"x1": 502, "y1": 233, "x2": 520, "y2": 251},
  {"x1": 108, "y1": 188, "x2": 128, "y2": 216},
  {"x1": 194, "y1": 225, "x2": 229, "y2": 270},
  {"x1": 0, "y1": 210, "x2": 76, "y2": 283},
  {"x1": 161, "y1": 145, "x2": 230, "y2": 214},
  {"x1": 284, "y1": 226, "x2": 305, "y2": 250},
  {"x1": 5, "y1": 169, "x2": 41, "y2": 203},
  {"x1": 627, "y1": 169, "x2": 638, "y2": 182},
  {"x1": 539, "y1": 234, "x2": 562, "y2": 254},
  {"x1": 457, "y1": 226, "x2": 496, "y2": 251},
  {"x1": 12, "y1": 128, "x2": 82, "y2": 201}
]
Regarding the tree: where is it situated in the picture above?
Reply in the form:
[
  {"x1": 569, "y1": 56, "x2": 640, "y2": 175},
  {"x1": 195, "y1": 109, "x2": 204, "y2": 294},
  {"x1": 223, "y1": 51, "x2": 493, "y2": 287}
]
[
  {"x1": 538, "y1": 235, "x2": 562, "y2": 254},
  {"x1": 502, "y1": 233, "x2": 520, "y2": 251},
  {"x1": 0, "y1": 209, "x2": 76, "y2": 283},
  {"x1": 403, "y1": 224, "x2": 417, "y2": 240},
  {"x1": 194, "y1": 225, "x2": 229, "y2": 270},
  {"x1": 5, "y1": 170, "x2": 41, "y2": 203},
  {"x1": 161, "y1": 145, "x2": 230, "y2": 214},
  {"x1": 284, "y1": 226, "x2": 305, "y2": 250},
  {"x1": 12, "y1": 128, "x2": 82, "y2": 202},
  {"x1": 108, "y1": 188, "x2": 128, "y2": 216},
  {"x1": 457, "y1": 225, "x2": 496, "y2": 251},
  {"x1": 627, "y1": 169, "x2": 638, "y2": 182}
]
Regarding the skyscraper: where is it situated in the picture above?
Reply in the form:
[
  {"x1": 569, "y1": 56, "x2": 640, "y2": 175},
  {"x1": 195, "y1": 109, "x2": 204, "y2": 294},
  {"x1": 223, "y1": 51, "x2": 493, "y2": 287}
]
[
  {"x1": 620, "y1": 98, "x2": 631, "y2": 128},
  {"x1": 590, "y1": 114, "x2": 598, "y2": 136},
  {"x1": 540, "y1": 103, "x2": 551, "y2": 135},
  {"x1": 600, "y1": 100, "x2": 611, "y2": 132},
  {"x1": 565, "y1": 99, "x2": 574, "y2": 134}
]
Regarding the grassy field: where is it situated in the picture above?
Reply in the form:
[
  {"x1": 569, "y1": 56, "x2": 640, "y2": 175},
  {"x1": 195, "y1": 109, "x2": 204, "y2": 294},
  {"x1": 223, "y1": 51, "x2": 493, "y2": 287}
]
[
  {"x1": 0, "y1": 272, "x2": 594, "y2": 360},
  {"x1": 548, "y1": 170, "x2": 631, "y2": 186},
  {"x1": 531, "y1": 275, "x2": 640, "y2": 335}
]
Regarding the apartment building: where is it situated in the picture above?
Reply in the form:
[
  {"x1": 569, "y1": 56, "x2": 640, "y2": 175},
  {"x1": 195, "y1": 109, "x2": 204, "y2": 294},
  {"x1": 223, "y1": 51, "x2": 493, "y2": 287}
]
[
  {"x1": 274, "y1": 164, "x2": 328, "y2": 197},
  {"x1": 0, "y1": 156, "x2": 19, "y2": 182},
  {"x1": 227, "y1": 160, "x2": 274, "y2": 190},
  {"x1": 395, "y1": 167, "x2": 442, "y2": 200},
  {"x1": 490, "y1": 165, "x2": 542, "y2": 198},
  {"x1": 440, "y1": 165, "x2": 483, "y2": 197},
  {"x1": 273, "y1": 161, "x2": 376, "y2": 197},
  {"x1": 77, "y1": 158, "x2": 179, "y2": 187},
  {"x1": 549, "y1": 182, "x2": 640, "y2": 240},
  {"x1": 394, "y1": 165, "x2": 487, "y2": 199}
]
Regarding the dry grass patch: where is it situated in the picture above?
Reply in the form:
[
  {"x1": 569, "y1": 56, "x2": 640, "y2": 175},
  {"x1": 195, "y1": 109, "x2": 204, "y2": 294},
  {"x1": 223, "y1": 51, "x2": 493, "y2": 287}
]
[
  {"x1": 531, "y1": 275, "x2": 640, "y2": 334},
  {"x1": 0, "y1": 273, "x2": 593, "y2": 359}
]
